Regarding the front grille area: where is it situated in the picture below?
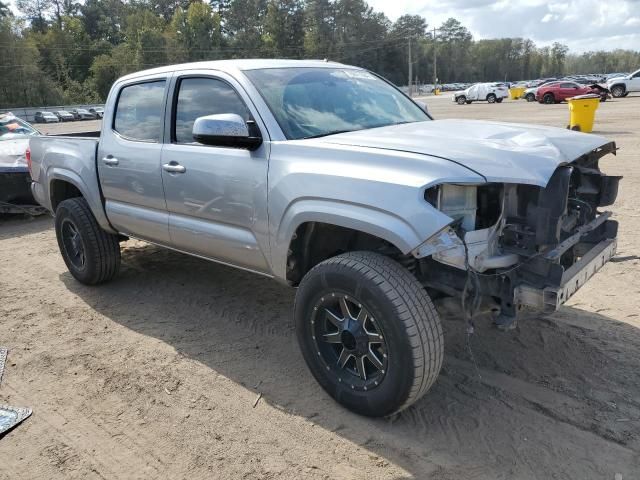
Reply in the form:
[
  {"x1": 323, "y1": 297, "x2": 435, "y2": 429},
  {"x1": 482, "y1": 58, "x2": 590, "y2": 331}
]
[{"x1": 501, "y1": 144, "x2": 621, "y2": 261}]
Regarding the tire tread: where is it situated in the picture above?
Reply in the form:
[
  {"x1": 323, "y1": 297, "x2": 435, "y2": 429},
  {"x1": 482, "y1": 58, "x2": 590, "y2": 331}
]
[
  {"x1": 55, "y1": 197, "x2": 120, "y2": 285},
  {"x1": 299, "y1": 251, "x2": 443, "y2": 414}
]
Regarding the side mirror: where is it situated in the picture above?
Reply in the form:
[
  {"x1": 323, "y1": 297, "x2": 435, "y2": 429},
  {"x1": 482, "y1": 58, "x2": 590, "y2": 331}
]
[
  {"x1": 415, "y1": 100, "x2": 429, "y2": 114},
  {"x1": 192, "y1": 113, "x2": 262, "y2": 150}
]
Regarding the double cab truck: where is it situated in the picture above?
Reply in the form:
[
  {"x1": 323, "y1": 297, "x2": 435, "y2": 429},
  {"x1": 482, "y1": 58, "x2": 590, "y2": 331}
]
[{"x1": 28, "y1": 60, "x2": 621, "y2": 417}]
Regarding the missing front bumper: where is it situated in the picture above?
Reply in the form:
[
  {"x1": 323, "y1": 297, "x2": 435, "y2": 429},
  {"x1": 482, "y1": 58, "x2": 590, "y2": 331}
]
[{"x1": 515, "y1": 237, "x2": 617, "y2": 312}]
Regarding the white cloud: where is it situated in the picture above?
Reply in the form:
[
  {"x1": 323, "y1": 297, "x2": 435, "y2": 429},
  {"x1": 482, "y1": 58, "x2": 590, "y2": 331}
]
[{"x1": 367, "y1": 0, "x2": 640, "y2": 53}]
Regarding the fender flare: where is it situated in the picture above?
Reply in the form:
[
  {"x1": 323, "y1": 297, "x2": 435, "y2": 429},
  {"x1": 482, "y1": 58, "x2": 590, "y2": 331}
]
[
  {"x1": 48, "y1": 167, "x2": 116, "y2": 233},
  {"x1": 271, "y1": 198, "x2": 451, "y2": 281}
]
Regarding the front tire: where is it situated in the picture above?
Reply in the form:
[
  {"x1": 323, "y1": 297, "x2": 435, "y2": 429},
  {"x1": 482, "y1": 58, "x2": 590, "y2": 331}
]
[
  {"x1": 55, "y1": 197, "x2": 121, "y2": 285},
  {"x1": 456, "y1": 95, "x2": 467, "y2": 105},
  {"x1": 543, "y1": 93, "x2": 555, "y2": 104},
  {"x1": 611, "y1": 85, "x2": 625, "y2": 98},
  {"x1": 525, "y1": 93, "x2": 535, "y2": 102},
  {"x1": 294, "y1": 252, "x2": 443, "y2": 417}
]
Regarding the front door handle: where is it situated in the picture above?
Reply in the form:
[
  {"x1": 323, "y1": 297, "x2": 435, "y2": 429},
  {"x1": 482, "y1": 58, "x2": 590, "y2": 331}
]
[
  {"x1": 102, "y1": 156, "x2": 119, "y2": 166},
  {"x1": 162, "y1": 162, "x2": 186, "y2": 174}
]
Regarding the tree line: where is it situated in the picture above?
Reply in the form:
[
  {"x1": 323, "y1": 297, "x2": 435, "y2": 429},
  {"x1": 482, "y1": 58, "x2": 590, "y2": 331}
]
[{"x1": 1, "y1": 0, "x2": 639, "y2": 108}]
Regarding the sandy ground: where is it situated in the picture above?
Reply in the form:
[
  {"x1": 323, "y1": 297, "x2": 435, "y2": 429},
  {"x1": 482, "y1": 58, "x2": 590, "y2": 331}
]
[
  {"x1": 38, "y1": 119, "x2": 102, "y2": 135},
  {"x1": 1, "y1": 95, "x2": 639, "y2": 480}
]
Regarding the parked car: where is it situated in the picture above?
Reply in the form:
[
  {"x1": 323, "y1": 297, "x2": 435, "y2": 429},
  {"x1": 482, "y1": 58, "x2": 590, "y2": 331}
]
[
  {"x1": 605, "y1": 72, "x2": 628, "y2": 80},
  {"x1": 89, "y1": 107, "x2": 104, "y2": 119},
  {"x1": 523, "y1": 79, "x2": 561, "y2": 102},
  {"x1": 536, "y1": 81, "x2": 609, "y2": 104},
  {"x1": 452, "y1": 82, "x2": 508, "y2": 104},
  {"x1": 34, "y1": 111, "x2": 60, "y2": 123},
  {"x1": 29, "y1": 60, "x2": 621, "y2": 417},
  {"x1": 54, "y1": 110, "x2": 75, "y2": 122},
  {"x1": 607, "y1": 68, "x2": 640, "y2": 98},
  {"x1": 0, "y1": 113, "x2": 41, "y2": 210},
  {"x1": 70, "y1": 108, "x2": 97, "y2": 120}
]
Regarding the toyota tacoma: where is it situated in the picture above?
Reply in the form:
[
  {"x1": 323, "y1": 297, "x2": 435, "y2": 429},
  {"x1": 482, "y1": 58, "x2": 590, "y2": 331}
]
[{"x1": 28, "y1": 60, "x2": 621, "y2": 417}]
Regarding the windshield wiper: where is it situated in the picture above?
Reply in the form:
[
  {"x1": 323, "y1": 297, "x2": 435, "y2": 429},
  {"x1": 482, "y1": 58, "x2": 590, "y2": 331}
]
[{"x1": 302, "y1": 129, "x2": 355, "y2": 139}]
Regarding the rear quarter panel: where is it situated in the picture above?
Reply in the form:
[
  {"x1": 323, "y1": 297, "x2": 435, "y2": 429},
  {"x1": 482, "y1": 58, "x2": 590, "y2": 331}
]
[{"x1": 29, "y1": 135, "x2": 114, "y2": 232}]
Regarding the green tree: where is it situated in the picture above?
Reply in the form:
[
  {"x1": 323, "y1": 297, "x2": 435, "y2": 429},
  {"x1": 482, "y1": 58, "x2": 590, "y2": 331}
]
[
  {"x1": 303, "y1": 0, "x2": 334, "y2": 58},
  {"x1": 225, "y1": 0, "x2": 267, "y2": 55},
  {"x1": 166, "y1": 1, "x2": 222, "y2": 62},
  {"x1": 80, "y1": 0, "x2": 125, "y2": 44},
  {"x1": 436, "y1": 18, "x2": 472, "y2": 82},
  {"x1": 263, "y1": 0, "x2": 304, "y2": 57},
  {"x1": 332, "y1": 0, "x2": 390, "y2": 70},
  {"x1": 88, "y1": 45, "x2": 137, "y2": 99},
  {"x1": 16, "y1": 0, "x2": 51, "y2": 32},
  {"x1": 0, "y1": 17, "x2": 63, "y2": 106}
]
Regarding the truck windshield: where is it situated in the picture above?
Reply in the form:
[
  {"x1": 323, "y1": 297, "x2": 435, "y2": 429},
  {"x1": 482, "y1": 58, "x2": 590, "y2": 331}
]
[{"x1": 245, "y1": 67, "x2": 430, "y2": 140}]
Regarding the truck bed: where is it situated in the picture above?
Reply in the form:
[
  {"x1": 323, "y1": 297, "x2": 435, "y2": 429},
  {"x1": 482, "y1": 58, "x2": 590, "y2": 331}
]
[{"x1": 29, "y1": 135, "x2": 112, "y2": 231}]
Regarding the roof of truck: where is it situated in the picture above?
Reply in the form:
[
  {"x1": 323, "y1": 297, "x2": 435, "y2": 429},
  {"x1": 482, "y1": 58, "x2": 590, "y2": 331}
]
[{"x1": 119, "y1": 59, "x2": 353, "y2": 83}]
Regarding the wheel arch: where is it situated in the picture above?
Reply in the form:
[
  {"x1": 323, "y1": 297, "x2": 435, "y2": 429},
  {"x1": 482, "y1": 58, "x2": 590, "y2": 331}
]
[
  {"x1": 48, "y1": 169, "x2": 116, "y2": 233},
  {"x1": 274, "y1": 200, "x2": 443, "y2": 284},
  {"x1": 610, "y1": 83, "x2": 627, "y2": 93}
]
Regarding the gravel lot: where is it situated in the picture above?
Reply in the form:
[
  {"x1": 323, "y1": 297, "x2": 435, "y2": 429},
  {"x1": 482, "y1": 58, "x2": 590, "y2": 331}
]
[
  {"x1": 37, "y1": 119, "x2": 102, "y2": 135},
  {"x1": 1, "y1": 95, "x2": 639, "y2": 479}
]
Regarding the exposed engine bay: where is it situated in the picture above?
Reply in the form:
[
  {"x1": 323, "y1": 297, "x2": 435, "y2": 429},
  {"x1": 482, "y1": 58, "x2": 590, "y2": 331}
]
[{"x1": 415, "y1": 142, "x2": 621, "y2": 327}]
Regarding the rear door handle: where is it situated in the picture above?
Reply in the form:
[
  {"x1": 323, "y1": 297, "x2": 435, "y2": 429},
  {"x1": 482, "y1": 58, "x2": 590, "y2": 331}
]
[
  {"x1": 162, "y1": 162, "x2": 186, "y2": 174},
  {"x1": 102, "y1": 156, "x2": 119, "y2": 166}
]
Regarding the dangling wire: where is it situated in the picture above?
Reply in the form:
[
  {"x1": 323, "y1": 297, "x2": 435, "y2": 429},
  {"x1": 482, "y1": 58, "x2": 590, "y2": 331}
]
[
  {"x1": 460, "y1": 231, "x2": 483, "y2": 380},
  {"x1": 460, "y1": 234, "x2": 482, "y2": 333}
]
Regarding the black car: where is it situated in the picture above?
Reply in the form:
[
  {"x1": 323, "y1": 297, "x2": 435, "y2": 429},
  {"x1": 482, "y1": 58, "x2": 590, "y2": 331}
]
[{"x1": 54, "y1": 110, "x2": 75, "y2": 122}]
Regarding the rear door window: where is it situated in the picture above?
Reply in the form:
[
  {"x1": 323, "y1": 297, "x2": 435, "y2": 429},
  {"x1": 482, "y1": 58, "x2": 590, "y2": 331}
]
[{"x1": 114, "y1": 80, "x2": 166, "y2": 142}]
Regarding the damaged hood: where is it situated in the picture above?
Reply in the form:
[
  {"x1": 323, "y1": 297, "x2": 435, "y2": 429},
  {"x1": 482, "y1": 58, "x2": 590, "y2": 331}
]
[
  {"x1": 0, "y1": 138, "x2": 29, "y2": 173},
  {"x1": 317, "y1": 119, "x2": 612, "y2": 186}
]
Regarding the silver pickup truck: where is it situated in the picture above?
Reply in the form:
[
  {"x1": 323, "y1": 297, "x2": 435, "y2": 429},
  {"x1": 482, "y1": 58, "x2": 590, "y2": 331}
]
[{"x1": 28, "y1": 59, "x2": 621, "y2": 417}]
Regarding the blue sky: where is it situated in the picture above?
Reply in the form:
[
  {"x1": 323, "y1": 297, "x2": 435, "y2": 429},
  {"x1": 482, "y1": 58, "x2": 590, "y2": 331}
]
[{"x1": 368, "y1": 0, "x2": 640, "y2": 53}]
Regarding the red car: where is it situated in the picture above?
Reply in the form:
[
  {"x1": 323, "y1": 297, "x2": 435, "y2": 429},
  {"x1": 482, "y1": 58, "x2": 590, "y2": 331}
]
[{"x1": 536, "y1": 81, "x2": 609, "y2": 104}]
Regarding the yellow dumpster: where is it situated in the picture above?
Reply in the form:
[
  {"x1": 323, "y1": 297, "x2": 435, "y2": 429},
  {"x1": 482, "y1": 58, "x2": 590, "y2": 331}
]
[
  {"x1": 567, "y1": 94, "x2": 600, "y2": 133},
  {"x1": 508, "y1": 87, "x2": 525, "y2": 100},
  {"x1": 434, "y1": 88, "x2": 441, "y2": 96}
]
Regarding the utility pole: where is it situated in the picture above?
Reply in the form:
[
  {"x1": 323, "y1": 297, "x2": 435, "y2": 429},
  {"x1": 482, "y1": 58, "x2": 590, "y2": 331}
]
[
  {"x1": 433, "y1": 27, "x2": 438, "y2": 88},
  {"x1": 408, "y1": 37, "x2": 413, "y2": 96}
]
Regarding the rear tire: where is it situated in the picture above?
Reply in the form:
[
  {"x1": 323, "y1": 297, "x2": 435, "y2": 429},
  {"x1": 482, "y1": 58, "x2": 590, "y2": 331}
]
[
  {"x1": 496, "y1": 97, "x2": 503, "y2": 103},
  {"x1": 294, "y1": 251, "x2": 443, "y2": 417},
  {"x1": 55, "y1": 197, "x2": 121, "y2": 285},
  {"x1": 487, "y1": 93, "x2": 497, "y2": 103}
]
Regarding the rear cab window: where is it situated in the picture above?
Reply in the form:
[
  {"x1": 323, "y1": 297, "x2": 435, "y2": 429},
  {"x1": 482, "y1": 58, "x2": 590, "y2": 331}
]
[{"x1": 114, "y1": 80, "x2": 166, "y2": 142}]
